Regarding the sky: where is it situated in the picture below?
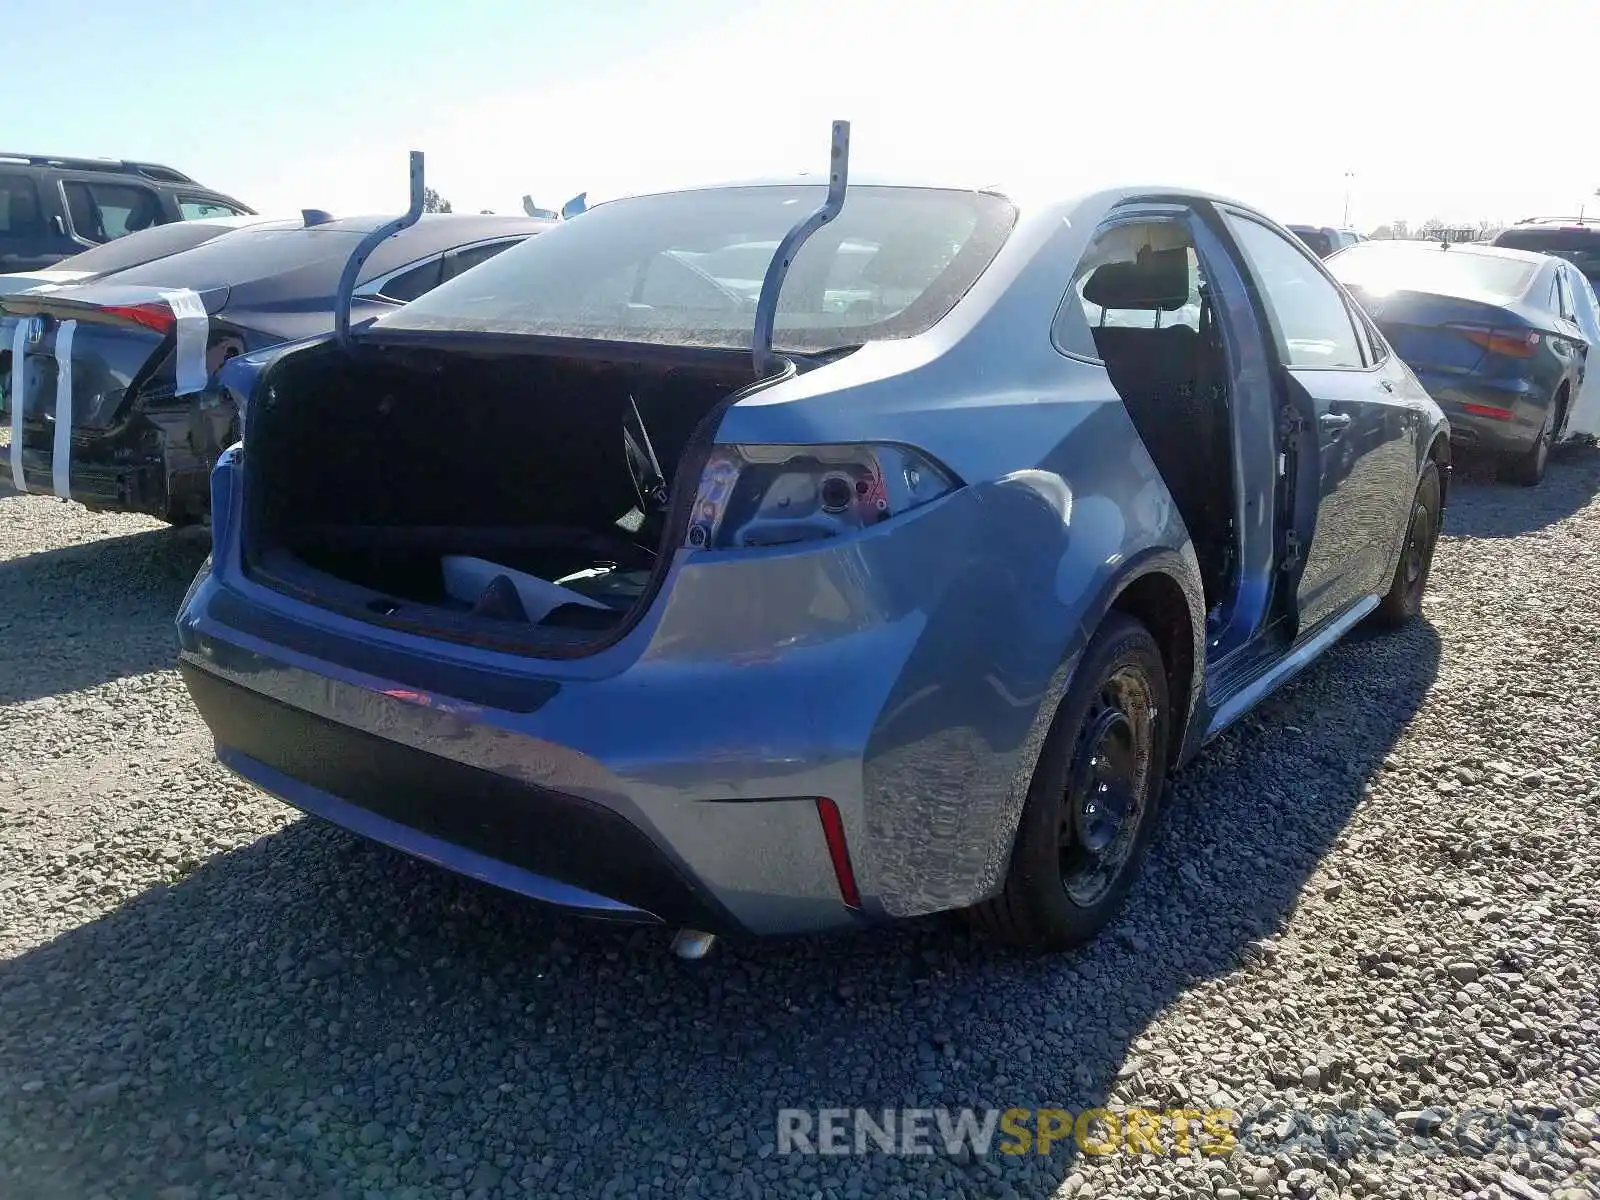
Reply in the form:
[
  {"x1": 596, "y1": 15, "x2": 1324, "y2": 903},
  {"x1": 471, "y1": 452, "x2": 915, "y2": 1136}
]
[{"x1": 5, "y1": 0, "x2": 1597, "y2": 232}]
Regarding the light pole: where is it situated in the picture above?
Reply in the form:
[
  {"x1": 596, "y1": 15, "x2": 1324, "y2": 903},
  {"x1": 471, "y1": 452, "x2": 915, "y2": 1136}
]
[{"x1": 1342, "y1": 171, "x2": 1356, "y2": 228}]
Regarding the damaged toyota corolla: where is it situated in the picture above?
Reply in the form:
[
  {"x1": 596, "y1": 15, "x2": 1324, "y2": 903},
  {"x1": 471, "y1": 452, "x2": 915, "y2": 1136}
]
[{"x1": 176, "y1": 129, "x2": 1449, "y2": 957}]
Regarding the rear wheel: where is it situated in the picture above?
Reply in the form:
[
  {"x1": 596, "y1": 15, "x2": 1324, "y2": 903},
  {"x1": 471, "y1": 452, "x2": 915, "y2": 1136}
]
[
  {"x1": 1373, "y1": 462, "x2": 1441, "y2": 628},
  {"x1": 1498, "y1": 397, "x2": 1560, "y2": 486},
  {"x1": 971, "y1": 613, "x2": 1170, "y2": 952}
]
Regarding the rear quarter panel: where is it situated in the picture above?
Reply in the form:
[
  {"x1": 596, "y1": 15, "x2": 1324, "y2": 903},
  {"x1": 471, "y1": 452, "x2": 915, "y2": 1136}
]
[{"x1": 711, "y1": 204, "x2": 1207, "y2": 915}]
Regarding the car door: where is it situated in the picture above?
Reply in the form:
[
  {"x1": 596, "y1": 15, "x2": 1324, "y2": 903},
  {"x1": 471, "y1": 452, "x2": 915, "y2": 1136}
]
[
  {"x1": 1219, "y1": 209, "x2": 1413, "y2": 632},
  {"x1": 1560, "y1": 263, "x2": 1600, "y2": 437}
]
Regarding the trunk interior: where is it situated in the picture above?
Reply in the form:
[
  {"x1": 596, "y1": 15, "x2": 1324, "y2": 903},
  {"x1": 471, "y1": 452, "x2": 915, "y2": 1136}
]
[{"x1": 243, "y1": 342, "x2": 758, "y2": 654}]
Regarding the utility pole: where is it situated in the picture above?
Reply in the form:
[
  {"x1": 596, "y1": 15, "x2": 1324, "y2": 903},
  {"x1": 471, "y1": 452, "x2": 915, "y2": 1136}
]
[{"x1": 1343, "y1": 171, "x2": 1356, "y2": 228}]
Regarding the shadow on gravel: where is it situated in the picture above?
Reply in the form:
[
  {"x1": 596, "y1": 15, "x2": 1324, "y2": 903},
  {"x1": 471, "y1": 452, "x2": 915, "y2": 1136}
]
[
  {"x1": 1444, "y1": 444, "x2": 1600, "y2": 539},
  {"x1": 0, "y1": 520, "x2": 209, "y2": 706},
  {"x1": 0, "y1": 619, "x2": 1442, "y2": 1198}
]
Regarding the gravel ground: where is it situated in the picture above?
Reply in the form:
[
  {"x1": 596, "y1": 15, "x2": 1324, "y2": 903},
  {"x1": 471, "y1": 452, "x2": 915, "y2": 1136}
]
[{"x1": 1, "y1": 451, "x2": 1597, "y2": 1200}]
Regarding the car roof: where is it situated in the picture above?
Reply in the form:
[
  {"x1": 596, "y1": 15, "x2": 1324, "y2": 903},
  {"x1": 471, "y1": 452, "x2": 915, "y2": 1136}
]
[
  {"x1": 583, "y1": 174, "x2": 1271, "y2": 229},
  {"x1": 23, "y1": 215, "x2": 549, "y2": 308}
]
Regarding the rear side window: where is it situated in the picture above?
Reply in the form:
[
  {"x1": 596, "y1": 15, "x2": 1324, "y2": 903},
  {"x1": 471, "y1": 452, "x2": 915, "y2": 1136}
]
[
  {"x1": 1224, "y1": 215, "x2": 1364, "y2": 369},
  {"x1": 0, "y1": 173, "x2": 44, "y2": 238},
  {"x1": 374, "y1": 257, "x2": 444, "y2": 303},
  {"x1": 447, "y1": 238, "x2": 523, "y2": 278},
  {"x1": 64, "y1": 181, "x2": 163, "y2": 242},
  {"x1": 179, "y1": 197, "x2": 249, "y2": 220},
  {"x1": 1566, "y1": 267, "x2": 1600, "y2": 336},
  {"x1": 1556, "y1": 271, "x2": 1576, "y2": 321},
  {"x1": 382, "y1": 185, "x2": 1018, "y2": 352}
]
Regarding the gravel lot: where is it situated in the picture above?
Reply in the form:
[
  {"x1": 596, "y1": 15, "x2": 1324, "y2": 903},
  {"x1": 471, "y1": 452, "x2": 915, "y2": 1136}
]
[{"x1": 1, "y1": 451, "x2": 1597, "y2": 1200}]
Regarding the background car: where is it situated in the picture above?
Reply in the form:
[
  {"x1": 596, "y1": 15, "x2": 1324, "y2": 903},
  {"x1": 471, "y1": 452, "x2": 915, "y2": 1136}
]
[
  {"x1": 175, "y1": 172, "x2": 1447, "y2": 957},
  {"x1": 1492, "y1": 217, "x2": 1600, "y2": 294},
  {"x1": 0, "y1": 152, "x2": 253, "y2": 273},
  {"x1": 0, "y1": 211, "x2": 311, "y2": 299},
  {"x1": 1288, "y1": 224, "x2": 1367, "y2": 258},
  {"x1": 1327, "y1": 239, "x2": 1589, "y2": 484},
  {"x1": 2, "y1": 212, "x2": 551, "y2": 522}
]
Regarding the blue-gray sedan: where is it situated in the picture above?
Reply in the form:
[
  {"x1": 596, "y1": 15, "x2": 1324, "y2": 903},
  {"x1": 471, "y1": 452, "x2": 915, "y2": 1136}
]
[{"x1": 176, "y1": 174, "x2": 1449, "y2": 954}]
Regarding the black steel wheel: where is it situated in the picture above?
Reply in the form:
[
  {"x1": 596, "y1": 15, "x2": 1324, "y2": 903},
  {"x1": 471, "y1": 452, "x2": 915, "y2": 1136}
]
[
  {"x1": 1373, "y1": 462, "x2": 1441, "y2": 628},
  {"x1": 972, "y1": 612, "x2": 1170, "y2": 952}
]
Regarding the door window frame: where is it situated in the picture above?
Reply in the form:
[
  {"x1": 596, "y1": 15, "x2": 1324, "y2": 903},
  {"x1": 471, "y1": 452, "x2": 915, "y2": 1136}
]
[{"x1": 1214, "y1": 207, "x2": 1377, "y2": 373}]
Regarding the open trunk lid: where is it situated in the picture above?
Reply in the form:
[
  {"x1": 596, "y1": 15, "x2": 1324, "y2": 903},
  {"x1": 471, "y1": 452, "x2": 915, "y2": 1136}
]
[{"x1": 3, "y1": 283, "x2": 230, "y2": 430}]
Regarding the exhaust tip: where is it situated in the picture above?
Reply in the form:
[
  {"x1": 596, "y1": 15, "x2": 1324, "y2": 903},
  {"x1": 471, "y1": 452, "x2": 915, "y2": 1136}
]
[{"x1": 670, "y1": 929, "x2": 717, "y2": 960}]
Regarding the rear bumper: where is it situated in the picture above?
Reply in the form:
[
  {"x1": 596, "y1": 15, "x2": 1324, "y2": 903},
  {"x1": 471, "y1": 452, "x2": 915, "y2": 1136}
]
[
  {"x1": 1417, "y1": 374, "x2": 1545, "y2": 455},
  {"x1": 6, "y1": 420, "x2": 208, "y2": 519},
  {"x1": 180, "y1": 662, "x2": 740, "y2": 931},
  {"x1": 176, "y1": 554, "x2": 915, "y2": 937}
]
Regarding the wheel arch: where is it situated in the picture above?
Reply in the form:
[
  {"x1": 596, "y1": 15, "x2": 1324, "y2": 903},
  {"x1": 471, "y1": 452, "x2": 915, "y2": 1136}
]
[
  {"x1": 1105, "y1": 565, "x2": 1202, "y2": 771},
  {"x1": 1424, "y1": 427, "x2": 1451, "y2": 510},
  {"x1": 1554, "y1": 377, "x2": 1573, "y2": 439}
]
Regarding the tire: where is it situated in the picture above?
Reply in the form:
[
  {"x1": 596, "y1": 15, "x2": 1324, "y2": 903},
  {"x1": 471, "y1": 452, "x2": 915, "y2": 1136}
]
[
  {"x1": 1372, "y1": 462, "x2": 1441, "y2": 629},
  {"x1": 971, "y1": 612, "x2": 1170, "y2": 952},
  {"x1": 1498, "y1": 398, "x2": 1558, "y2": 486}
]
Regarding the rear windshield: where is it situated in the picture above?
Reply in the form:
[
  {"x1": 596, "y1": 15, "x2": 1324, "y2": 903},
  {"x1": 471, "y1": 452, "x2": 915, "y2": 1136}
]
[
  {"x1": 99, "y1": 226, "x2": 364, "y2": 289},
  {"x1": 51, "y1": 220, "x2": 262, "y2": 277},
  {"x1": 1326, "y1": 242, "x2": 1537, "y2": 300},
  {"x1": 380, "y1": 185, "x2": 1018, "y2": 352},
  {"x1": 1493, "y1": 227, "x2": 1600, "y2": 279}
]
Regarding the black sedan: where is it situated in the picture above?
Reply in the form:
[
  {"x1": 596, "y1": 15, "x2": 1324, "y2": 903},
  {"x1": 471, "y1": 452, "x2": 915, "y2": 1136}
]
[
  {"x1": 1327, "y1": 240, "x2": 1589, "y2": 485},
  {"x1": 2, "y1": 212, "x2": 551, "y2": 521}
]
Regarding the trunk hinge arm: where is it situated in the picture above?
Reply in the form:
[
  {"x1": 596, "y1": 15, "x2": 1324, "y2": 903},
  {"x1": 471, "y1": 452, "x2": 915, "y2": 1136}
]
[
  {"x1": 334, "y1": 151, "x2": 426, "y2": 351},
  {"x1": 751, "y1": 120, "x2": 851, "y2": 379}
]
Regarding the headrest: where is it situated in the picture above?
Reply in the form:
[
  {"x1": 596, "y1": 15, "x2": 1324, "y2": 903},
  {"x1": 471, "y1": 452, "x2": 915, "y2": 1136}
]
[{"x1": 1082, "y1": 246, "x2": 1190, "y2": 311}]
